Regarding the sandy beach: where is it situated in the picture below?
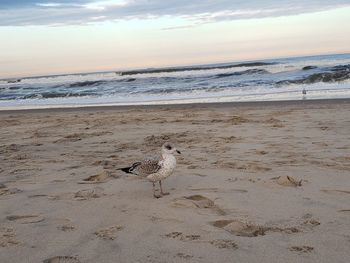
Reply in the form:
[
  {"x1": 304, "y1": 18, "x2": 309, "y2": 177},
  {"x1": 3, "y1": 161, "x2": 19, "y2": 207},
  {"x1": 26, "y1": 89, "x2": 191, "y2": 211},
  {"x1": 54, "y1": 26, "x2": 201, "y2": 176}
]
[{"x1": 0, "y1": 99, "x2": 350, "y2": 263}]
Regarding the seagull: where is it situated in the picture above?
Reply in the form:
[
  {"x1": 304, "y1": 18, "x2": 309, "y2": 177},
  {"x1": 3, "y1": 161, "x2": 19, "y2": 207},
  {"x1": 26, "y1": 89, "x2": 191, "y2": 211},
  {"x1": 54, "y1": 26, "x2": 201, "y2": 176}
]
[{"x1": 118, "y1": 142, "x2": 181, "y2": 198}]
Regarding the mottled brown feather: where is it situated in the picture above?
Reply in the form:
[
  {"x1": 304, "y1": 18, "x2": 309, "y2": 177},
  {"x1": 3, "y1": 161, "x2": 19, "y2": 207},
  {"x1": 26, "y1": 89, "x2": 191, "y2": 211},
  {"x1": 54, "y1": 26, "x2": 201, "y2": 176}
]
[{"x1": 134, "y1": 156, "x2": 162, "y2": 176}]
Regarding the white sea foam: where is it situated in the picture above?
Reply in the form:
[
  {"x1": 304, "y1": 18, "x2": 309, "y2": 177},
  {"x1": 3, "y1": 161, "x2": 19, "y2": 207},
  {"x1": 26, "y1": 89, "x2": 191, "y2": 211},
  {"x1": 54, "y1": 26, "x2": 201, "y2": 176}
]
[{"x1": 1, "y1": 53, "x2": 350, "y2": 110}]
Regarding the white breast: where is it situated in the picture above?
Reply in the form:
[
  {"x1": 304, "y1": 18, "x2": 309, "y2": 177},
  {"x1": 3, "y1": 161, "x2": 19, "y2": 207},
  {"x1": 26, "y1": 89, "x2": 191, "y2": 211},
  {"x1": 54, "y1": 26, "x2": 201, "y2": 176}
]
[{"x1": 147, "y1": 154, "x2": 176, "y2": 182}]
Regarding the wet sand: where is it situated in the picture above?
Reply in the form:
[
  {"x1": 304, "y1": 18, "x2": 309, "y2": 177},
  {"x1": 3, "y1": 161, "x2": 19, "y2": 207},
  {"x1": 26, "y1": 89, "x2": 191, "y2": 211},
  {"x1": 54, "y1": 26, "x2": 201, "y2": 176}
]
[{"x1": 1, "y1": 99, "x2": 350, "y2": 262}]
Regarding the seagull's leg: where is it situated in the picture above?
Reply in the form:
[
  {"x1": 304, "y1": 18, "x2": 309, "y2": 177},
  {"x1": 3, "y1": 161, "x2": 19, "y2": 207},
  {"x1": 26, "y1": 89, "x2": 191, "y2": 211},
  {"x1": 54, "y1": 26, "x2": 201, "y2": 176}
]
[
  {"x1": 153, "y1": 182, "x2": 161, "y2": 198},
  {"x1": 159, "y1": 181, "x2": 169, "y2": 195}
]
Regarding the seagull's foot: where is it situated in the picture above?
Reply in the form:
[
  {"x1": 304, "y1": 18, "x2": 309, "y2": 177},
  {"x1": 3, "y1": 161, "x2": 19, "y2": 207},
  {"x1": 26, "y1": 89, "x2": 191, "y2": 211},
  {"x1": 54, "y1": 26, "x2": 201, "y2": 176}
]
[
  {"x1": 153, "y1": 193, "x2": 162, "y2": 199},
  {"x1": 159, "y1": 181, "x2": 169, "y2": 196}
]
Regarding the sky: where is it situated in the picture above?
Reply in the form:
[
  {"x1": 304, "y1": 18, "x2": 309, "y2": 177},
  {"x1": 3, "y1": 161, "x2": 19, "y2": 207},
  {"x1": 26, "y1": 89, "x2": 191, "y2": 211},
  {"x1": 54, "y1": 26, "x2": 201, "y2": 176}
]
[{"x1": 0, "y1": 0, "x2": 349, "y2": 78}]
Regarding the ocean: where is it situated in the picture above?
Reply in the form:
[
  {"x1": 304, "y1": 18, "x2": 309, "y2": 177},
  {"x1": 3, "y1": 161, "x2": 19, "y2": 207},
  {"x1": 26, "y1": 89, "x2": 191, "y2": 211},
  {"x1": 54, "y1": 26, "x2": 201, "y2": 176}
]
[{"x1": 1, "y1": 53, "x2": 349, "y2": 110}]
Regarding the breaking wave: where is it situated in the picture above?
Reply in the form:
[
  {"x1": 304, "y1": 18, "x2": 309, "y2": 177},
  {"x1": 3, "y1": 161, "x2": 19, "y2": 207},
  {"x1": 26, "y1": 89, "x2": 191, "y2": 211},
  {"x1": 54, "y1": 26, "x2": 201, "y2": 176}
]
[{"x1": 1, "y1": 53, "x2": 350, "y2": 108}]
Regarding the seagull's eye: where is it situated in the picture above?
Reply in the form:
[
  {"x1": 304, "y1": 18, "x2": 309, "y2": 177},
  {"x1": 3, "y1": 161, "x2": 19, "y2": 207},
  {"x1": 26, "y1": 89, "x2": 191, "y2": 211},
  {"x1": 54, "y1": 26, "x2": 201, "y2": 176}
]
[{"x1": 166, "y1": 145, "x2": 172, "y2": 150}]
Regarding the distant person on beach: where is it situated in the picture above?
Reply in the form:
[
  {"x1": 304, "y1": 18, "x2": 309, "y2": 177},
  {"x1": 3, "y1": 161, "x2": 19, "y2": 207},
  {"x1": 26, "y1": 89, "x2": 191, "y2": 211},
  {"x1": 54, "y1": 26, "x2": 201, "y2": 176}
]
[{"x1": 302, "y1": 88, "x2": 307, "y2": 99}]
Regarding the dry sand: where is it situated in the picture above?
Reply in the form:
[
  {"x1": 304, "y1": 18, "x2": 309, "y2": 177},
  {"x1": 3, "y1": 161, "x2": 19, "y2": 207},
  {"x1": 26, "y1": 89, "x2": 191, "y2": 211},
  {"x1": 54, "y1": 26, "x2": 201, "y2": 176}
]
[{"x1": 0, "y1": 99, "x2": 350, "y2": 262}]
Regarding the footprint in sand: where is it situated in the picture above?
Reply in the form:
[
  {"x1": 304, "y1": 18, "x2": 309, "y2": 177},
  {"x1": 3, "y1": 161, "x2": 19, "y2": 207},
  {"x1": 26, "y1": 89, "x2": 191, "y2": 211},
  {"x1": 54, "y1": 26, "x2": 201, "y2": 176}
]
[
  {"x1": 303, "y1": 219, "x2": 321, "y2": 227},
  {"x1": 172, "y1": 195, "x2": 226, "y2": 215},
  {"x1": 185, "y1": 195, "x2": 215, "y2": 208},
  {"x1": 175, "y1": 253, "x2": 194, "y2": 259},
  {"x1": 211, "y1": 220, "x2": 265, "y2": 237},
  {"x1": 56, "y1": 219, "x2": 76, "y2": 232},
  {"x1": 210, "y1": 239, "x2": 238, "y2": 249},
  {"x1": 94, "y1": 225, "x2": 123, "y2": 240},
  {"x1": 271, "y1": 176, "x2": 302, "y2": 187},
  {"x1": 6, "y1": 214, "x2": 44, "y2": 224},
  {"x1": 164, "y1": 231, "x2": 238, "y2": 250},
  {"x1": 49, "y1": 187, "x2": 105, "y2": 201},
  {"x1": 289, "y1": 246, "x2": 314, "y2": 253},
  {"x1": 164, "y1": 232, "x2": 201, "y2": 241},
  {"x1": 57, "y1": 224, "x2": 75, "y2": 232},
  {"x1": 211, "y1": 214, "x2": 320, "y2": 237},
  {"x1": 301, "y1": 213, "x2": 321, "y2": 228},
  {"x1": 0, "y1": 185, "x2": 22, "y2": 196},
  {"x1": 74, "y1": 187, "x2": 106, "y2": 200},
  {"x1": 43, "y1": 256, "x2": 81, "y2": 263},
  {"x1": 0, "y1": 227, "x2": 19, "y2": 247},
  {"x1": 79, "y1": 171, "x2": 112, "y2": 184}
]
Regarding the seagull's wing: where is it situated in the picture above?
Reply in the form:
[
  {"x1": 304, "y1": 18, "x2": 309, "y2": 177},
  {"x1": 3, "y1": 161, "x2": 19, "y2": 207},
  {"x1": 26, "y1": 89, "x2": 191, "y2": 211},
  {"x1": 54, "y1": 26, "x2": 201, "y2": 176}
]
[{"x1": 133, "y1": 155, "x2": 163, "y2": 176}]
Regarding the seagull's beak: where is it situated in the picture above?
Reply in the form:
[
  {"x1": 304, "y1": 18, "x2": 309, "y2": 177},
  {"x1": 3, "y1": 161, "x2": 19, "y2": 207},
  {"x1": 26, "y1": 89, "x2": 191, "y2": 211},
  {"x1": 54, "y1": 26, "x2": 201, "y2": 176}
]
[{"x1": 176, "y1": 150, "x2": 181, "y2": 154}]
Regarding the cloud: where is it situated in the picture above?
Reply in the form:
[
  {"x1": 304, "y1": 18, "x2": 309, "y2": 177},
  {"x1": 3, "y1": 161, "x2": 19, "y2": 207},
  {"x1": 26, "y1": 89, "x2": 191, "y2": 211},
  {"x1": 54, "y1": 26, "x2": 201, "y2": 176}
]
[
  {"x1": 0, "y1": 1, "x2": 95, "y2": 9},
  {"x1": 0, "y1": 0, "x2": 349, "y2": 26}
]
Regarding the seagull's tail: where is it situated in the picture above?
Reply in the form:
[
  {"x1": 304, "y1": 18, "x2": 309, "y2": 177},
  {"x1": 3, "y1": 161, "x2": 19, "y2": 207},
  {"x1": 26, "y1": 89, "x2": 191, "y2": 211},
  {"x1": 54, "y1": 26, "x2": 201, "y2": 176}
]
[
  {"x1": 117, "y1": 162, "x2": 141, "y2": 174},
  {"x1": 117, "y1": 166, "x2": 133, "y2": 174}
]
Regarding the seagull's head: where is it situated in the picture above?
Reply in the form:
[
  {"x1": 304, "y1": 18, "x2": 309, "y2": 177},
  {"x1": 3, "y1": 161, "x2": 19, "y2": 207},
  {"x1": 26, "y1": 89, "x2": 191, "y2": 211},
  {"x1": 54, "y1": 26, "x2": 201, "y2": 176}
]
[{"x1": 162, "y1": 142, "x2": 181, "y2": 155}]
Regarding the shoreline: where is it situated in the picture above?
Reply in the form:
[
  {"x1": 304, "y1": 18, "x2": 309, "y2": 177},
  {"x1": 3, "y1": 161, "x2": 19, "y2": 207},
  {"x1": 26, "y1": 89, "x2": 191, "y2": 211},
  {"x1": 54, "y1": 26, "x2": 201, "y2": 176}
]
[{"x1": 1, "y1": 97, "x2": 350, "y2": 114}]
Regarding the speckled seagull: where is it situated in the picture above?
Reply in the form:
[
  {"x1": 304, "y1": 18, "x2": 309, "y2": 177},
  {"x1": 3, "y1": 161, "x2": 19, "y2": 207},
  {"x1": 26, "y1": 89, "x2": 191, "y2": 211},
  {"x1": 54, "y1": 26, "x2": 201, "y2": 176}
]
[{"x1": 118, "y1": 142, "x2": 181, "y2": 198}]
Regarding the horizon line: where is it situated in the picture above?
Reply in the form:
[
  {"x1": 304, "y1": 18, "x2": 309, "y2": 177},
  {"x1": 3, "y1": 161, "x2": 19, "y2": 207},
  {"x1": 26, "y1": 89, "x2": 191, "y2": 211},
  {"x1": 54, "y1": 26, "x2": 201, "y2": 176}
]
[{"x1": 1, "y1": 51, "x2": 349, "y2": 80}]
